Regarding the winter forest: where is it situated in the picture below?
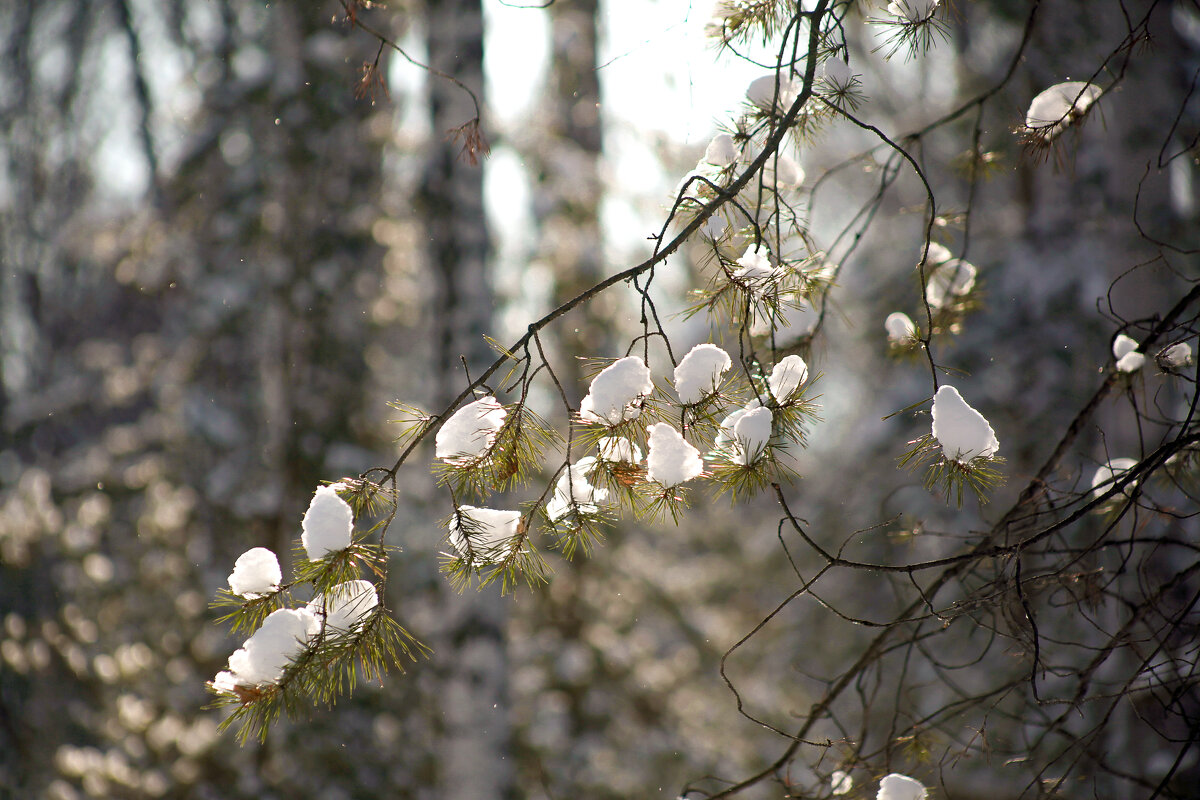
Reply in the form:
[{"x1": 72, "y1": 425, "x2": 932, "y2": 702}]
[{"x1": 3, "y1": 0, "x2": 1200, "y2": 797}]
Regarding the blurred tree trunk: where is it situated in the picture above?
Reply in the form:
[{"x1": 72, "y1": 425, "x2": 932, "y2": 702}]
[
  {"x1": 0, "y1": 0, "x2": 403, "y2": 794},
  {"x1": 419, "y1": 1, "x2": 515, "y2": 797},
  {"x1": 536, "y1": 0, "x2": 608, "y2": 382},
  {"x1": 518, "y1": 1, "x2": 610, "y2": 792}
]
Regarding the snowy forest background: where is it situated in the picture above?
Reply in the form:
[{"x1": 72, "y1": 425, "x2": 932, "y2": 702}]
[{"x1": 2, "y1": 0, "x2": 1200, "y2": 798}]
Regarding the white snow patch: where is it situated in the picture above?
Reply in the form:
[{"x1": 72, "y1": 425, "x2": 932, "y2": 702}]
[
  {"x1": 301, "y1": 485, "x2": 354, "y2": 561},
  {"x1": 1025, "y1": 81, "x2": 1102, "y2": 135},
  {"x1": 703, "y1": 133, "x2": 737, "y2": 167},
  {"x1": 308, "y1": 580, "x2": 379, "y2": 637},
  {"x1": 227, "y1": 547, "x2": 281, "y2": 598},
  {"x1": 822, "y1": 56, "x2": 854, "y2": 91},
  {"x1": 728, "y1": 405, "x2": 773, "y2": 465},
  {"x1": 733, "y1": 246, "x2": 781, "y2": 297},
  {"x1": 674, "y1": 343, "x2": 733, "y2": 404},
  {"x1": 222, "y1": 608, "x2": 319, "y2": 687},
  {"x1": 887, "y1": 0, "x2": 939, "y2": 23},
  {"x1": 547, "y1": 457, "x2": 610, "y2": 521},
  {"x1": 877, "y1": 773, "x2": 927, "y2": 800},
  {"x1": 768, "y1": 355, "x2": 809, "y2": 403},
  {"x1": 598, "y1": 436, "x2": 642, "y2": 463},
  {"x1": 1159, "y1": 341, "x2": 1194, "y2": 369},
  {"x1": 1113, "y1": 334, "x2": 1145, "y2": 373},
  {"x1": 646, "y1": 423, "x2": 703, "y2": 486},
  {"x1": 926, "y1": 258, "x2": 977, "y2": 308},
  {"x1": 435, "y1": 396, "x2": 507, "y2": 462},
  {"x1": 765, "y1": 154, "x2": 805, "y2": 189},
  {"x1": 885, "y1": 312, "x2": 917, "y2": 343},
  {"x1": 931, "y1": 385, "x2": 999, "y2": 463},
  {"x1": 448, "y1": 505, "x2": 521, "y2": 564},
  {"x1": 1091, "y1": 457, "x2": 1139, "y2": 499},
  {"x1": 580, "y1": 356, "x2": 654, "y2": 425},
  {"x1": 925, "y1": 241, "x2": 953, "y2": 266},
  {"x1": 747, "y1": 73, "x2": 800, "y2": 114}
]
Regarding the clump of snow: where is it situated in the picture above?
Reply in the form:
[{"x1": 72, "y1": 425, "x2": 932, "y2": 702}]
[
  {"x1": 435, "y1": 396, "x2": 507, "y2": 463},
  {"x1": 227, "y1": 547, "x2": 282, "y2": 598},
  {"x1": 926, "y1": 256, "x2": 977, "y2": 309},
  {"x1": 747, "y1": 74, "x2": 800, "y2": 114},
  {"x1": 1091, "y1": 457, "x2": 1139, "y2": 499},
  {"x1": 885, "y1": 312, "x2": 917, "y2": 343},
  {"x1": 702, "y1": 211, "x2": 728, "y2": 240},
  {"x1": 822, "y1": 56, "x2": 854, "y2": 91},
  {"x1": 732, "y1": 246, "x2": 780, "y2": 296},
  {"x1": 717, "y1": 401, "x2": 757, "y2": 450},
  {"x1": 646, "y1": 423, "x2": 704, "y2": 486},
  {"x1": 580, "y1": 357, "x2": 654, "y2": 425},
  {"x1": 703, "y1": 133, "x2": 737, "y2": 167},
  {"x1": 717, "y1": 403, "x2": 773, "y2": 465},
  {"x1": 925, "y1": 241, "x2": 953, "y2": 266},
  {"x1": 831, "y1": 770, "x2": 853, "y2": 796},
  {"x1": 1025, "y1": 82, "x2": 1102, "y2": 137},
  {"x1": 1158, "y1": 341, "x2": 1194, "y2": 370},
  {"x1": 219, "y1": 608, "x2": 319, "y2": 687},
  {"x1": 674, "y1": 343, "x2": 733, "y2": 404},
  {"x1": 768, "y1": 355, "x2": 809, "y2": 404},
  {"x1": 887, "y1": 0, "x2": 940, "y2": 23},
  {"x1": 308, "y1": 580, "x2": 378, "y2": 637},
  {"x1": 301, "y1": 485, "x2": 354, "y2": 561},
  {"x1": 547, "y1": 457, "x2": 610, "y2": 521},
  {"x1": 765, "y1": 154, "x2": 805, "y2": 189},
  {"x1": 877, "y1": 773, "x2": 927, "y2": 800},
  {"x1": 598, "y1": 436, "x2": 642, "y2": 463},
  {"x1": 211, "y1": 670, "x2": 240, "y2": 693},
  {"x1": 931, "y1": 385, "x2": 999, "y2": 463},
  {"x1": 448, "y1": 505, "x2": 520, "y2": 564},
  {"x1": 1113, "y1": 334, "x2": 1145, "y2": 373}
]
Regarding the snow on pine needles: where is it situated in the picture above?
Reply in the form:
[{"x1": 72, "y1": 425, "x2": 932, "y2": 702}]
[{"x1": 901, "y1": 385, "x2": 1004, "y2": 506}]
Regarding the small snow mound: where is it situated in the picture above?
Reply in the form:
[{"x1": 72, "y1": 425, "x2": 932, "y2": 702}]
[
  {"x1": 301, "y1": 485, "x2": 354, "y2": 561},
  {"x1": 887, "y1": 0, "x2": 940, "y2": 23},
  {"x1": 646, "y1": 423, "x2": 703, "y2": 487},
  {"x1": 1091, "y1": 457, "x2": 1139, "y2": 499},
  {"x1": 768, "y1": 355, "x2": 809, "y2": 404},
  {"x1": 223, "y1": 608, "x2": 319, "y2": 687},
  {"x1": 703, "y1": 134, "x2": 737, "y2": 167},
  {"x1": 831, "y1": 770, "x2": 853, "y2": 796},
  {"x1": 435, "y1": 396, "x2": 507, "y2": 463},
  {"x1": 747, "y1": 74, "x2": 800, "y2": 113},
  {"x1": 308, "y1": 580, "x2": 378, "y2": 637},
  {"x1": 727, "y1": 405, "x2": 773, "y2": 466},
  {"x1": 925, "y1": 241, "x2": 953, "y2": 266},
  {"x1": 885, "y1": 312, "x2": 917, "y2": 343},
  {"x1": 1113, "y1": 334, "x2": 1145, "y2": 373},
  {"x1": 733, "y1": 247, "x2": 780, "y2": 295},
  {"x1": 926, "y1": 258, "x2": 977, "y2": 308},
  {"x1": 1025, "y1": 81, "x2": 1102, "y2": 133},
  {"x1": 877, "y1": 773, "x2": 927, "y2": 800},
  {"x1": 766, "y1": 154, "x2": 805, "y2": 189},
  {"x1": 674, "y1": 343, "x2": 733, "y2": 404},
  {"x1": 822, "y1": 56, "x2": 854, "y2": 91},
  {"x1": 580, "y1": 357, "x2": 654, "y2": 425},
  {"x1": 598, "y1": 436, "x2": 642, "y2": 463},
  {"x1": 931, "y1": 385, "x2": 999, "y2": 463},
  {"x1": 547, "y1": 457, "x2": 610, "y2": 521},
  {"x1": 227, "y1": 547, "x2": 281, "y2": 598},
  {"x1": 448, "y1": 505, "x2": 520, "y2": 564},
  {"x1": 1159, "y1": 341, "x2": 1194, "y2": 370}
]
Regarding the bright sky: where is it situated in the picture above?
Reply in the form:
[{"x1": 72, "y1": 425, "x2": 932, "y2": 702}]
[{"x1": 483, "y1": 0, "x2": 775, "y2": 292}]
